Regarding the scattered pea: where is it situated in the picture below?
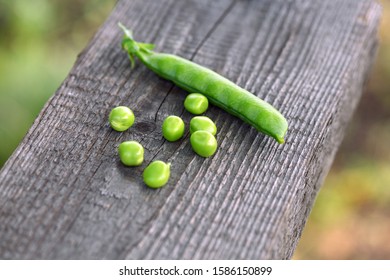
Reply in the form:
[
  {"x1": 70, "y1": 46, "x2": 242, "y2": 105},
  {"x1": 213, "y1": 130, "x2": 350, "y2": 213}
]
[
  {"x1": 162, "y1": 115, "x2": 185, "y2": 142},
  {"x1": 109, "y1": 106, "x2": 135, "y2": 131},
  {"x1": 143, "y1": 160, "x2": 171, "y2": 188},
  {"x1": 184, "y1": 93, "x2": 209, "y2": 115},
  {"x1": 190, "y1": 130, "x2": 218, "y2": 158},
  {"x1": 118, "y1": 141, "x2": 144, "y2": 166},
  {"x1": 189, "y1": 116, "x2": 217, "y2": 136}
]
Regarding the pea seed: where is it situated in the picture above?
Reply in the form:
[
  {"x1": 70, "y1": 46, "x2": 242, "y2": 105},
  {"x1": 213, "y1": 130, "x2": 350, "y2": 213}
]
[
  {"x1": 109, "y1": 106, "x2": 135, "y2": 131},
  {"x1": 184, "y1": 93, "x2": 209, "y2": 115},
  {"x1": 118, "y1": 141, "x2": 144, "y2": 166},
  {"x1": 143, "y1": 160, "x2": 171, "y2": 188},
  {"x1": 190, "y1": 130, "x2": 217, "y2": 157},
  {"x1": 189, "y1": 116, "x2": 217, "y2": 135},
  {"x1": 162, "y1": 115, "x2": 185, "y2": 142}
]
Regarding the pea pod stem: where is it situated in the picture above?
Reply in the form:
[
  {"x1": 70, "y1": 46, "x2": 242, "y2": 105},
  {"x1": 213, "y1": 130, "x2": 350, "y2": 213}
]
[{"x1": 119, "y1": 23, "x2": 288, "y2": 144}]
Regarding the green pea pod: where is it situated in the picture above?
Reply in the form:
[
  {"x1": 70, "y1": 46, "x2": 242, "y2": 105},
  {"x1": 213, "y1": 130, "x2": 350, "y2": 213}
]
[{"x1": 119, "y1": 23, "x2": 288, "y2": 144}]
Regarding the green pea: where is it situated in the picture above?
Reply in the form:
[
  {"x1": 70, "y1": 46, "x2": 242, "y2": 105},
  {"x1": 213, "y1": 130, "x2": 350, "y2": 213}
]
[
  {"x1": 184, "y1": 93, "x2": 209, "y2": 115},
  {"x1": 162, "y1": 115, "x2": 185, "y2": 142},
  {"x1": 118, "y1": 141, "x2": 144, "y2": 166},
  {"x1": 143, "y1": 160, "x2": 171, "y2": 188},
  {"x1": 189, "y1": 116, "x2": 217, "y2": 135},
  {"x1": 190, "y1": 130, "x2": 218, "y2": 157},
  {"x1": 119, "y1": 24, "x2": 288, "y2": 144},
  {"x1": 109, "y1": 106, "x2": 135, "y2": 131}
]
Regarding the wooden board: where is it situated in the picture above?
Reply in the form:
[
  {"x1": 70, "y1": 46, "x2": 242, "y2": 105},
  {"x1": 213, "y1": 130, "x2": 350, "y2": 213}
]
[{"x1": 0, "y1": 0, "x2": 381, "y2": 259}]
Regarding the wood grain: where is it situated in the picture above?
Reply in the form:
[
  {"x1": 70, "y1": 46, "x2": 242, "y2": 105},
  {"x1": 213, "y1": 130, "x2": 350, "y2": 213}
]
[{"x1": 0, "y1": 0, "x2": 381, "y2": 259}]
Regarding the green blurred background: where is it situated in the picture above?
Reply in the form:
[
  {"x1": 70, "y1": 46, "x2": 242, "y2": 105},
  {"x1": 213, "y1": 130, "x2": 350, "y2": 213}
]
[
  {"x1": 0, "y1": 0, "x2": 115, "y2": 164},
  {"x1": 0, "y1": 0, "x2": 389, "y2": 259}
]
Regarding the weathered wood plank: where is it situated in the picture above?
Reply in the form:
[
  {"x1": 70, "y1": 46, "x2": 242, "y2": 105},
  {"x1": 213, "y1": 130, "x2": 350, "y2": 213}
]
[{"x1": 0, "y1": 0, "x2": 380, "y2": 259}]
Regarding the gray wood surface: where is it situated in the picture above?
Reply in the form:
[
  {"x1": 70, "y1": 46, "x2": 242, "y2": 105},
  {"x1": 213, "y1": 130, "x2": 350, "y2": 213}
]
[{"x1": 0, "y1": 0, "x2": 381, "y2": 259}]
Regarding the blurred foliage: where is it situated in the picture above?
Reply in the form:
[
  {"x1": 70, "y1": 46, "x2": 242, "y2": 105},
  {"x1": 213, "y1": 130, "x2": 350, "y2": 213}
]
[
  {"x1": 294, "y1": 0, "x2": 390, "y2": 259},
  {"x1": 0, "y1": 0, "x2": 115, "y2": 166},
  {"x1": 295, "y1": 161, "x2": 390, "y2": 259}
]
